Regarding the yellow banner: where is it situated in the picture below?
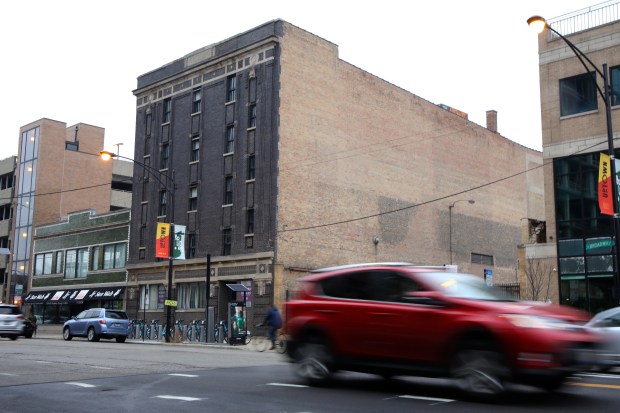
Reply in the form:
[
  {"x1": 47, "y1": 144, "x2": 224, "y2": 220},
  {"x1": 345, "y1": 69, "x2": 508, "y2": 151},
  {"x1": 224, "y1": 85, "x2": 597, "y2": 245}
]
[{"x1": 156, "y1": 223, "x2": 170, "y2": 258}]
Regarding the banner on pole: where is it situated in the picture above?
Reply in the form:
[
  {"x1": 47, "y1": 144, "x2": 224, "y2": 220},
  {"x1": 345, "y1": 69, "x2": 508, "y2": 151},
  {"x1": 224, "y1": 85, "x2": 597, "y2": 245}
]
[
  {"x1": 156, "y1": 223, "x2": 170, "y2": 258},
  {"x1": 173, "y1": 224, "x2": 186, "y2": 260},
  {"x1": 599, "y1": 153, "x2": 614, "y2": 216}
]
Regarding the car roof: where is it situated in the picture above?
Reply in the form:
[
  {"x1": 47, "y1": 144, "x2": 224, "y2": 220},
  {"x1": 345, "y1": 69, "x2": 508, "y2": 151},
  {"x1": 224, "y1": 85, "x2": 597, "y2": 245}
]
[{"x1": 304, "y1": 262, "x2": 456, "y2": 281}]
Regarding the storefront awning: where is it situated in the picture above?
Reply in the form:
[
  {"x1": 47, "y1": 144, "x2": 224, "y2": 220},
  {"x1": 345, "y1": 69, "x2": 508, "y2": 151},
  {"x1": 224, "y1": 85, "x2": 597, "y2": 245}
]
[{"x1": 24, "y1": 287, "x2": 125, "y2": 304}]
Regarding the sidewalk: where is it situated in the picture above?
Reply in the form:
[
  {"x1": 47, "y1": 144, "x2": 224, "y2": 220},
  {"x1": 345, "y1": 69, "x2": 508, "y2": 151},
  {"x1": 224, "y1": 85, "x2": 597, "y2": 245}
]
[{"x1": 31, "y1": 323, "x2": 255, "y2": 350}]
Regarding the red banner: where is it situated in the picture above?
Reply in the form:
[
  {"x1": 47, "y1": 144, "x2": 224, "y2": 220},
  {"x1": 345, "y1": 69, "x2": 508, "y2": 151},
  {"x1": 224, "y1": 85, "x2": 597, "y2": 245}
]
[
  {"x1": 156, "y1": 223, "x2": 170, "y2": 258},
  {"x1": 599, "y1": 153, "x2": 613, "y2": 216}
]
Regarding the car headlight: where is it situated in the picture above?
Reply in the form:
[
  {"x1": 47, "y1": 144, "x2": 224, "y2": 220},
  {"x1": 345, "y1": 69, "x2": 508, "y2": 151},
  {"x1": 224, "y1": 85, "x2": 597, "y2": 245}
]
[{"x1": 499, "y1": 314, "x2": 577, "y2": 330}]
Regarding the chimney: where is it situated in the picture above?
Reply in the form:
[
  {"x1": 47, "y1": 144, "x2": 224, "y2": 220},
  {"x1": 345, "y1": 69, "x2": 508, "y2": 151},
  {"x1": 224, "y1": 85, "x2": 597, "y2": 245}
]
[{"x1": 486, "y1": 110, "x2": 498, "y2": 133}]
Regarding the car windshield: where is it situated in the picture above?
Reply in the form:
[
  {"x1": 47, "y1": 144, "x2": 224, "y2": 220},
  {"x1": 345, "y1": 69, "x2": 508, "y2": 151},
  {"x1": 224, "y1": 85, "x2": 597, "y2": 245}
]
[{"x1": 415, "y1": 271, "x2": 515, "y2": 301}]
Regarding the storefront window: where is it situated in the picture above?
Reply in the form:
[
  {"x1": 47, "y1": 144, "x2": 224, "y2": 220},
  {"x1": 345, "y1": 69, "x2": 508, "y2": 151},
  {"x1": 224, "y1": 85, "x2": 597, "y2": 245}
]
[{"x1": 178, "y1": 282, "x2": 206, "y2": 309}]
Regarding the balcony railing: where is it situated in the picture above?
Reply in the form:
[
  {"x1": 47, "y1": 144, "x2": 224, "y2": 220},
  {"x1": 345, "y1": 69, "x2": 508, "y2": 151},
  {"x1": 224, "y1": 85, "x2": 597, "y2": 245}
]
[{"x1": 547, "y1": 0, "x2": 620, "y2": 39}]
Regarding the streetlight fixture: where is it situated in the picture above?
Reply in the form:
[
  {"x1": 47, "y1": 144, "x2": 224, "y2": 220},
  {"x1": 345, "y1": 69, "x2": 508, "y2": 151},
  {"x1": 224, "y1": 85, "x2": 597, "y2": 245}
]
[
  {"x1": 527, "y1": 15, "x2": 620, "y2": 300},
  {"x1": 449, "y1": 199, "x2": 475, "y2": 265},
  {"x1": 100, "y1": 150, "x2": 176, "y2": 343}
]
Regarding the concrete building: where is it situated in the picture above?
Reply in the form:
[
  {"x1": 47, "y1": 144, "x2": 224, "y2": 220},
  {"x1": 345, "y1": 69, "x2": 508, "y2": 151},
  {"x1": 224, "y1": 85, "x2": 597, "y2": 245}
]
[
  {"x1": 0, "y1": 156, "x2": 16, "y2": 303},
  {"x1": 528, "y1": 2, "x2": 620, "y2": 314},
  {"x1": 128, "y1": 20, "x2": 544, "y2": 328},
  {"x1": 5, "y1": 118, "x2": 133, "y2": 309}
]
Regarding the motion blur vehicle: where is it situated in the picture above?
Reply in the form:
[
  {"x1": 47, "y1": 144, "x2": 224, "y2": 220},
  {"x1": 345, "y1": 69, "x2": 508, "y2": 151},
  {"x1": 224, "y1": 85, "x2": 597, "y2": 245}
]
[
  {"x1": 63, "y1": 308, "x2": 129, "y2": 343},
  {"x1": 0, "y1": 304, "x2": 24, "y2": 340},
  {"x1": 284, "y1": 263, "x2": 604, "y2": 400},
  {"x1": 585, "y1": 306, "x2": 620, "y2": 371}
]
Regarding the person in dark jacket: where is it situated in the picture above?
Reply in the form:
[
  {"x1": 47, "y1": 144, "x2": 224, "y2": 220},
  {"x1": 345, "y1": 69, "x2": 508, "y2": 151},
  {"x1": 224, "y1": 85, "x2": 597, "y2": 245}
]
[{"x1": 262, "y1": 304, "x2": 282, "y2": 350}]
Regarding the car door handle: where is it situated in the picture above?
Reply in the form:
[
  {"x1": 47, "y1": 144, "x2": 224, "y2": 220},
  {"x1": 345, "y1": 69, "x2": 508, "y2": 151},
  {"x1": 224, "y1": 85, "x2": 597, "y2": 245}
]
[
  {"x1": 314, "y1": 309, "x2": 338, "y2": 314},
  {"x1": 370, "y1": 312, "x2": 396, "y2": 317}
]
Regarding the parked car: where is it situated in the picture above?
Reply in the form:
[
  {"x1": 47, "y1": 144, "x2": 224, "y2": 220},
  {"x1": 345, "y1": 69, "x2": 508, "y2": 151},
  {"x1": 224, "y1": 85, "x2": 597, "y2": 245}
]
[
  {"x1": 284, "y1": 263, "x2": 605, "y2": 400},
  {"x1": 0, "y1": 304, "x2": 25, "y2": 340},
  {"x1": 63, "y1": 308, "x2": 129, "y2": 343},
  {"x1": 22, "y1": 318, "x2": 36, "y2": 338},
  {"x1": 585, "y1": 306, "x2": 620, "y2": 371}
]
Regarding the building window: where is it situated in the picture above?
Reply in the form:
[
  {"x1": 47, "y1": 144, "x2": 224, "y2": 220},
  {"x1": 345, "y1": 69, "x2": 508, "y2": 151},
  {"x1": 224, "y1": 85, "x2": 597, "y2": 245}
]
[
  {"x1": 191, "y1": 136, "x2": 200, "y2": 162},
  {"x1": 222, "y1": 228, "x2": 232, "y2": 256},
  {"x1": 55, "y1": 251, "x2": 63, "y2": 274},
  {"x1": 103, "y1": 243, "x2": 127, "y2": 269},
  {"x1": 224, "y1": 176, "x2": 233, "y2": 205},
  {"x1": 34, "y1": 252, "x2": 53, "y2": 276},
  {"x1": 471, "y1": 253, "x2": 494, "y2": 266},
  {"x1": 160, "y1": 143, "x2": 169, "y2": 170},
  {"x1": 162, "y1": 98, "x2": 171, "y2": 123},
  {"x1": 0, "y1": 204, "x2": 11, "y2": 220},
  {"x1": 140, "y1": 284, "x2": 164, "y2": 310},
  {"x1": 560, "y1": 72, "x2": 598, "y2": 117},
  {"x1": 226, "y1": 125, "x2": 235, "y2": 153},
  {"x1": 140, "y1": 225, "x2": 146, "y2": 247},
  {"x1": 192, "y1": 88, "x2": 202, "y2": 114},
  {"x1": 247, "y1": 155, "x2": 255, "y2": 180},
  {"x1": 91, "y1": 246, "x2": 101, "y2": 270},
  {"x1": 246, "y1": 209, "x2": 254, "y2": 234},
  {"x1": 611, "y1": 65, "x2": 620, "y2": 107},
  {"x1": 65, "y1": 248, "x2": 88, "y2": 279},
  {"x1": 188, "y1": 186, "x2": 198, "y2": 211},
  {"x1": 187, "y1": 233, "x2": 196, "y2": 259},
  {"x1": 227, "y1": 75, "x2": 237, "y2": 102},
  {"x1": 177, "y1": 282, "x2": 206, "y2": 309},
  {"x1": 248, "y1": 104, "x2": 256, "y2": 128},
  {"x1": 159, "y1": 190, "x2": 168, "y2": 216},
  {"x1": 65, "y1": 141, "x2": 79, "y2": 151},
  {"x1": 0, "y1": 172, "x2": 14, "y2": 190}
]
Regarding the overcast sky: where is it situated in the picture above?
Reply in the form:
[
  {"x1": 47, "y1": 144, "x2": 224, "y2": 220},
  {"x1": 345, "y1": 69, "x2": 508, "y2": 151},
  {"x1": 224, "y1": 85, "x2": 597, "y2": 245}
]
[{"x1": 0, "y1": 0, "x2": 602, "y2": 161}]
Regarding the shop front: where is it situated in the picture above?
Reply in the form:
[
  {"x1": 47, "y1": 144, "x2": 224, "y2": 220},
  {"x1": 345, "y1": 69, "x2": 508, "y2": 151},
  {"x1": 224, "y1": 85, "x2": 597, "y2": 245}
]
[{"x1": 23, "y1": 286, "x2": 126, "y2": 324}]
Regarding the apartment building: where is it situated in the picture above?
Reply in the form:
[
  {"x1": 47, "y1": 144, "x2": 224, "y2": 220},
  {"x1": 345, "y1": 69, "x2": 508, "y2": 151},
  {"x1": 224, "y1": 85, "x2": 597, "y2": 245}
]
[
  {"x1": 128, "y1": 20, "x2": 544, "y2": 327},
  {"x1": 0, "y1": 156, "x2": 16, "y2": 303}
]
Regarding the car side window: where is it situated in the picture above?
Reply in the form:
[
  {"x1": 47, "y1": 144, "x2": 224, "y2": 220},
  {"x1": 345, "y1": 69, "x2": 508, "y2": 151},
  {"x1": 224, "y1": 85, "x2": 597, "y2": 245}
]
[
  {"x1": 367, "y1": 271, "x2": 424, "y2": 302},
  {"x1": 86, "y1": 310, "x2": 101, "y2": 319},
  {"x1": 75, "y1": 311, "x2": 88, "y2": 319},
  {"x1": 320, "y1": 272, "x2": 372, "y2": 300}
]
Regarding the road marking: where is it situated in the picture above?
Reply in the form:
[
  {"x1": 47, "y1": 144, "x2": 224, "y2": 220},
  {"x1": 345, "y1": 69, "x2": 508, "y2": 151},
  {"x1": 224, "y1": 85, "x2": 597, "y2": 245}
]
[
  {"x1": 168, "y1": 374, "x2": 199, "y2": 377},
  {"x1": 65, "y1": 382, "x2": 97, "y2": 388},
  {"x1": 156, "y1": 395, "x2": 202, "y2": 401},
  {"x1": 0, "y1": 373, "x2": 16, "y2": 376},
  {"x1": 266, "y1": 383, "x2": 308, "y2": 388},
  {"x1": 576, "y1": 373, "x2": 620, "y2": 380},
  {"x1": 566, "y1": 382, "x2": 620, "y2": 390},
  {"x1": 397, "y1": 395, "x2": 455, "y2": 404}
]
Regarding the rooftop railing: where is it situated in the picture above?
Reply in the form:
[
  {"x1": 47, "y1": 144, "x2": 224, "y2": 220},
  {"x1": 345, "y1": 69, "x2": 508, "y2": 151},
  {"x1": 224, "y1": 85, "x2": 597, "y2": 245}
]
[{"x1": 547, "y1": 0, "x2": 620, "y2": 39}]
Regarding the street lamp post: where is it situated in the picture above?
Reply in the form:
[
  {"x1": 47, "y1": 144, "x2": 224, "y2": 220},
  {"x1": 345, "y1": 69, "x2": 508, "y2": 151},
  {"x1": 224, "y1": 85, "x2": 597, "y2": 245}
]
[
  {"x1": 449, "y1": 199, "x2": 475, "y2": 265},
  {"x1": 527, "y1": 16, "x2": 620, "y2": 303},
  {"x1": 100, "y1": 150, "x2": 176, "y2": 343}
]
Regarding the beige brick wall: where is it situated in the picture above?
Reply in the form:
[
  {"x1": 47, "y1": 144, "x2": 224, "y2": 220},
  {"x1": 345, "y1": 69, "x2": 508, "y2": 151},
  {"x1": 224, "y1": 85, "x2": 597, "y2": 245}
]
[{"x1": 276, "y1": 23, "x2": 544, "y2": 291}]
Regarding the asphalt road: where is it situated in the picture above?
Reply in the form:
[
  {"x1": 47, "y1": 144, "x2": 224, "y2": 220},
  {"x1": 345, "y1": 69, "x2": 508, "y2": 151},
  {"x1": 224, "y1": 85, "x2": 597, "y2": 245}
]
[{"x1": 2, "y1": 336, "x2": 620, "y2": 413}]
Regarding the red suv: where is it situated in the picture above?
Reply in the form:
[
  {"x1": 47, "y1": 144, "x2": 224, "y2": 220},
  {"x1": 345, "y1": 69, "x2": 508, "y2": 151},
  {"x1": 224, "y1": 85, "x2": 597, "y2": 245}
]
[{"x1": 283, "y1": 263, "x2": 604, "y2": 399}]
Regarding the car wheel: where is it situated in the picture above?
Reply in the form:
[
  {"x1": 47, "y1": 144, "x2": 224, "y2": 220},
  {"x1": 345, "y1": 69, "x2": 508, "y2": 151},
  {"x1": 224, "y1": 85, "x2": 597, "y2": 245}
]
[
  {"x1": 25, "y1": 332, "x2": 33, "y2": 339},
  {"x1": 87, "y1": 327, "x2": 100, "y2": 342},
  {"x1": 451, "y1": 344, "x2": 510, "y2": 401},
  {"x1": 63, "y1": 327, "x2": 73, "y2": 341},
  {"x1": 294, "y1": 337, "x2": 333, "y2": 385},
  {"x1": 116, "y1": 337, "x2": 126, "y2": 343},
  {"x1": 9, "y1": 335, "x2": 18, "y2": 341}
]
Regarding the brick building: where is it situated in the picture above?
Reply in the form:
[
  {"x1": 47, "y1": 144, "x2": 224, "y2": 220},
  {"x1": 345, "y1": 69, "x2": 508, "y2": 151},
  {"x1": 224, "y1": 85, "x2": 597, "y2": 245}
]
[{"x1": 128, "y1": 20, "x2": 544, "y2": 328}]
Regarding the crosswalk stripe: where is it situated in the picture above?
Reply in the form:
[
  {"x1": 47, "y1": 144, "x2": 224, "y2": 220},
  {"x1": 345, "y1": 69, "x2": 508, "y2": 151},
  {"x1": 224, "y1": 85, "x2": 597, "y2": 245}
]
[
  {"x1": 168, "y1": 373, "x2": 199, "y2": 377},
  {"x1": 65, "y1": 382, "x2": 97, "y2": 388},
  {"x1": 156, "y1": 395, "x2": 202, "y2": 401},
  {"x1": 266, "y1": 383, "x2": 308, "y2": 388}
]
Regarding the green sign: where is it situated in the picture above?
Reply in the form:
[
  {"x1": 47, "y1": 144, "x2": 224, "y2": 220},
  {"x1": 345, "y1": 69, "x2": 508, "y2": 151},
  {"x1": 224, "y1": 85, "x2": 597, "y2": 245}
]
[
  {"x1": 165, "y1": 299, "x2": 177, "y2": 307},
  {"x1": 585, "y1": 238, "x2": 614, "y2": 252}
]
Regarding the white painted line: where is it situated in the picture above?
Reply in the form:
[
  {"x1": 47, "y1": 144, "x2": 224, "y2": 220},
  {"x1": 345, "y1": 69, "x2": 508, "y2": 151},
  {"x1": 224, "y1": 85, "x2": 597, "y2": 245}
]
[
  {"x1": 398, "y1": 395, "x2": 454, "y2": 404},
  {"x1": 168, "y1": 373, "x2": 199, "y2": 378},
  {"x1": 0, "y1": 373, "x2": 16, "y2": 376},
  {"x1": 156, "y1": 395, "x2": 202, "y2": 402},
  {"x1": 577, "y1": 373, "x2": 620, "y2": 380},
  {"x1": 65, "y1": 382, "x2": 97, "y2": 388},
  {"x1": 266, "y1": 383, "x2": 309, "y2": 388}
]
